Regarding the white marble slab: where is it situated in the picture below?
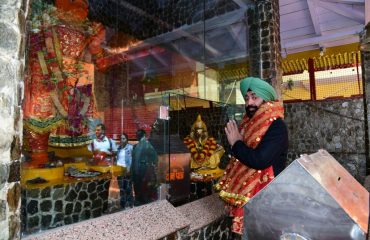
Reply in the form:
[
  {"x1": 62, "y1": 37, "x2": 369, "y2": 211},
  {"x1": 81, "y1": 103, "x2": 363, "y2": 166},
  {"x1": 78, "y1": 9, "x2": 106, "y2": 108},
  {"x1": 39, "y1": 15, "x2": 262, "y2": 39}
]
[
  {"x1": 23, "y1": 200, "x2": 191, "y2": 240},
  {"x1": 177, "y1": 193, "x2": 227, "y2": 233}
]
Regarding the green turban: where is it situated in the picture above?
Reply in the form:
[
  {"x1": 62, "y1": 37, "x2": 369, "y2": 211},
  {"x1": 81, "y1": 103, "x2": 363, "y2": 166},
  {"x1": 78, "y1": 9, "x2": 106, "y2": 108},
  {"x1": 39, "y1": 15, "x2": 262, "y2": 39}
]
[{"x1": 240, "y1": 77, "x2": 277, "y2": 101}]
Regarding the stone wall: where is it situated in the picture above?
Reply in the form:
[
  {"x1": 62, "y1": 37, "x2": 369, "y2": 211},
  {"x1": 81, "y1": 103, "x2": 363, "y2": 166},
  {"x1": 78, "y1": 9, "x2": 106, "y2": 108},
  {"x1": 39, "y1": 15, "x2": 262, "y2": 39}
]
[
  {"x1": 160, "y1": 217, "x2": 232, "y2": 240},
  {"x1": 179, "y1": 217, "x2": 231, "y2": 240},
  {"x1": 247, "y1": 0, "x2": 282, "y2": 96},
  {"x1": 0, "y1": 0, "x2": 29, "y2": 239},
  {"x1": 360, "y1": 22, "x2": 370, "y2": 175},
  {"x1": 284, "y1": 98, "x2": 367, "y2": 182},
  {"x1": 21, "y1": 178, "x2": 110, "y2": 236}
]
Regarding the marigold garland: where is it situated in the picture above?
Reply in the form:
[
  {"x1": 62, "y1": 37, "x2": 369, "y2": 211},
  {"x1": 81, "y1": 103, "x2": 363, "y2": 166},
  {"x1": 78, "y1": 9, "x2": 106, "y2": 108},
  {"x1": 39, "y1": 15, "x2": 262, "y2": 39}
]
[{"x1": 184, "y1": 136, "x2": 218, "y2": 167}]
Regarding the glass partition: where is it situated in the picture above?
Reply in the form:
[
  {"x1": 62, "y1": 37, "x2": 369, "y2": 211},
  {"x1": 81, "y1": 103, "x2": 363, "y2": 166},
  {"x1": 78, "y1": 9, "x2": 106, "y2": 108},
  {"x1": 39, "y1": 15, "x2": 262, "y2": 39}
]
[{"x1": 21, "y1": 0, "x2": 249, "y2": 236}]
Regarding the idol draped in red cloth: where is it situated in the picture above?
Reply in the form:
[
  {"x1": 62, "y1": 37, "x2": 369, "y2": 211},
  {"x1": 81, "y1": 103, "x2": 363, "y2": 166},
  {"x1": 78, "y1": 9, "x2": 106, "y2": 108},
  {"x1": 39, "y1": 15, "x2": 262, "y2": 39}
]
[{"x1": 23, "y1": 2, "x2": 105, "y2": 162}]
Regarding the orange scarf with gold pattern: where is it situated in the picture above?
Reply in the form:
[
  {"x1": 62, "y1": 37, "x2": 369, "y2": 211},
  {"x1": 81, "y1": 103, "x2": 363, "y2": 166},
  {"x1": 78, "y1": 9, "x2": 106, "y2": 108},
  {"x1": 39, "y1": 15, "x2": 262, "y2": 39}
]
[
  {"x1": 216, "y1": 101, "x2": 284, "y2": 207},
  {"x1": 215, "y1": 100, "x2": 284, "y2": 234}
]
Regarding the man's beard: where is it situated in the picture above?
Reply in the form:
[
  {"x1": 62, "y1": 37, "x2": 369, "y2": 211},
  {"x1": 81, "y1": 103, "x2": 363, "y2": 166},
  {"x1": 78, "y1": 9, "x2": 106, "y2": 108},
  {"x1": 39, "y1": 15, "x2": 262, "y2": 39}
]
[{"x1": 245, "y1": 105, "x2": 258, "y2": 118}]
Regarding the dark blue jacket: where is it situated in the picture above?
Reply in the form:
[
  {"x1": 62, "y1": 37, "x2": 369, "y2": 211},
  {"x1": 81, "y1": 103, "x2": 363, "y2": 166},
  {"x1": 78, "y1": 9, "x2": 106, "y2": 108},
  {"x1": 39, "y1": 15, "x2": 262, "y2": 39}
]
[{"x1": 231, "y1": 118, "x2": 288, "y2": 176}]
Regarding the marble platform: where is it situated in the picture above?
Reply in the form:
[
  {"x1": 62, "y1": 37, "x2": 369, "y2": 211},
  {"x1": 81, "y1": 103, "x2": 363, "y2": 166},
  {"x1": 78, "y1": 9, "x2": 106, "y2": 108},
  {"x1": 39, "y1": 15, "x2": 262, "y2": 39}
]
[
  {"x1": 177, "y1": 192, "x2": 227, "y2": 233},
  {"x1": 23, "y1": 194, "x2": 228, "y2": 240}
]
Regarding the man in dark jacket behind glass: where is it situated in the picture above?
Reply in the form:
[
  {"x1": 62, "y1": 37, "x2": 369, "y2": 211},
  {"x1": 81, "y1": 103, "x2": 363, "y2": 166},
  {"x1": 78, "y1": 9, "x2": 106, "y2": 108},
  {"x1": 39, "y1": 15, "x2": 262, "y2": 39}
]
[{"x1": 131, "y1": 129, "x2": 158, "y2": 206}]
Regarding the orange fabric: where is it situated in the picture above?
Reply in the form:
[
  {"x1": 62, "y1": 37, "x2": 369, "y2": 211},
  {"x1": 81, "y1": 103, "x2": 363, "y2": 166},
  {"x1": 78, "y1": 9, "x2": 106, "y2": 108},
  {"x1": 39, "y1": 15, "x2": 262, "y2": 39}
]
[
  {"x1": 30, "y1": 152, "x2": 49, "y2": 166},
  {"x1": 25, "y1": 25, "x2": 87, "y2": 121},
  {"x1": 23, "y1": 129, "x2": 50, "y2": 167},
  {"x1": 56, "y1": 26, "x2": 86, "y2": 59},
  {"x1": 24, "y1": 24, "x2": 97, "y2": 148},
  {"x1": 25, "y1": 26, "x2": 87, "y2": 123},
  {"x1": 88, "y1": 22, "x2": 106, "y2": 56},
  {"x1": 240, "y1": 101, "x2": 285, "y2": 149},
  {"x1": 55, "y1": 0, "x2": 88, "y2": 22},
  {"x1": 24, "y1": 31, "x2": 56, "y2": 120},
  {"x1": 216, "y1": 101, "x2": 284, "y2": 234},
  {"x1": 24, "y1": 123, "x2": 51, "y2": 151}
]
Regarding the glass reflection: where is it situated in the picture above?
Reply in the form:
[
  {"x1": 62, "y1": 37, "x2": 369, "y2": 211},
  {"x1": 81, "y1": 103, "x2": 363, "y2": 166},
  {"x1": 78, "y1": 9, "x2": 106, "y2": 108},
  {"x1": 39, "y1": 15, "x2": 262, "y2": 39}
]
[{"x1": 21, "y1": 0, "x2": 249, "y2": 236}]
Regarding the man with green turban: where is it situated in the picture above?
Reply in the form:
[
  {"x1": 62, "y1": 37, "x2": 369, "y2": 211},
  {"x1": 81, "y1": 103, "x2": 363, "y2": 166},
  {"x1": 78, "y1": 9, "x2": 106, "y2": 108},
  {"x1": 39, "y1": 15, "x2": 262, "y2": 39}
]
[
  {"x1": 239, "y1": 76, "x2": 278, "y2": 101},
  {"x1": 216, "y1": 77, "x2": 288, "y2": 236},
  {"x1": 239, "y1": 77, "x2": 278, "y2": 118}
]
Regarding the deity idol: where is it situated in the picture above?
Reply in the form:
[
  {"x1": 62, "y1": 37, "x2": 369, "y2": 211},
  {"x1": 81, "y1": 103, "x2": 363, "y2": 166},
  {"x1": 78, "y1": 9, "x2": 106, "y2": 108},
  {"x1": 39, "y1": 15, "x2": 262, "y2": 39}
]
[
  {"x1": 23, "y1": 0, "x2": 105, "y2": 166},
  {"x1": 183, "y1": 115, "x2": 225, "y2": 181}
]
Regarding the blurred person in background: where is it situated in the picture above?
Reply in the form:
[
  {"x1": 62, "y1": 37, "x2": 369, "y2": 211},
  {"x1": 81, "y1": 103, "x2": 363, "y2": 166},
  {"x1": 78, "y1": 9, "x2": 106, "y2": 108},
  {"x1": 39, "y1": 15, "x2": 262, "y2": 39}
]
[
  {"x1": 116, "y1": 132, "x2": 134, "y2": 209},
  {"x1": 131, "y1": 129, "x2": 159, "y2": 206}
]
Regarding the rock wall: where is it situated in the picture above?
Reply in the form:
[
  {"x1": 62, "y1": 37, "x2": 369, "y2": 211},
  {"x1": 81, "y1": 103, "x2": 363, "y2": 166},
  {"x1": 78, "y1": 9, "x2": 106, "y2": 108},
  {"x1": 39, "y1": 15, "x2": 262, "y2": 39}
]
[
  {"x1": 284, "y1": 98, "x2": 367, "y2": 182},
  {"x1": 360, "y1": 22, "x2": 370, "y2": 175},
  {"x1": 159, "y1": 217, "x2": 232, "y2": 240},
  {"x1": 0, "y1": 0, "x2": 29, "y2": 239},
  {"x1": 247, "y1": 0, "x2": 283, "y2": 96},
  {"x1": 21, "y1": 178, "x2": 110, "y2": 236}
]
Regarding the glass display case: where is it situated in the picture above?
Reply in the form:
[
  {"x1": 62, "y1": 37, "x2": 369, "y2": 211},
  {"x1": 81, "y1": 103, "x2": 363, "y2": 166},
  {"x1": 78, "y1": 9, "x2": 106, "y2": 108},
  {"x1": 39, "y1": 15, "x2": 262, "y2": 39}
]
[{"x1": 21, "y1": 0, "x2": 249, "y2": 236}]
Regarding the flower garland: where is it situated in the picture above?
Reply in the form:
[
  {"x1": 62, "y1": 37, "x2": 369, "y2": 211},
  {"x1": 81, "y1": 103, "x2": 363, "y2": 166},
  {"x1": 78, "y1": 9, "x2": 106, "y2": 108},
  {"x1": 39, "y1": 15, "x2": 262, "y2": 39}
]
[
  {"x1": 30, "y1": 0, "x2": 95, "y2": 35},
  {"x1": 183, "y1": 136, "x2": 218, "y2": 167}
]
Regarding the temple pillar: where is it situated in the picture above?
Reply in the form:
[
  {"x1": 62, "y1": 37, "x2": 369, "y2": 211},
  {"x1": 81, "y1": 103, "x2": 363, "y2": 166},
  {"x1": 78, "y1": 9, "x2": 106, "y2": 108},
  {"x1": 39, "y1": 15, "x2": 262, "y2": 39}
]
[
  {"x1": 360, "y1": 23, "x2": 370, "y2": 175},
  {"x1": 247, "y1": 0, "x2": 283, "y2": 97},
  {"x1": 0, "y1": 0, "x2": 30, "y2": 239}
]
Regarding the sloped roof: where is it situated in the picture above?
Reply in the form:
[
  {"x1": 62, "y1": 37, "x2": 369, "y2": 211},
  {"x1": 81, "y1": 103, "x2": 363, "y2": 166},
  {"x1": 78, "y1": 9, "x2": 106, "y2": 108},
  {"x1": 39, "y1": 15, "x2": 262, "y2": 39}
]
[
  {"x1": 88, "y1": 0, "x2": 366, "y2": 71},
  {"x1": 280, "y1": 0, "x2": 366, "y2": 56}
]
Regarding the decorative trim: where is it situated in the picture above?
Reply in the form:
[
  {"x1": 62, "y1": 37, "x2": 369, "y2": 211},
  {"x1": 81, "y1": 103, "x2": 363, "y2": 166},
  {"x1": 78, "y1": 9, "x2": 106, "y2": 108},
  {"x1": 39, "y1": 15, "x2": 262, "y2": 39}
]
[
  {"x1": 24, "y1": 116, "x2": 65, "y2": 134},
  {"x1": 50, "y1": 91, "x2": 68, "y2": 117},
  {"x1": 48, "y1": 134, "x2": 93, "y2": 147},
  {"x1": 217, "y1": 190, "x2": 250, "y2": 208},
  {"x1": 282, "y1": 43, "x2": 361, "y2": 75}
]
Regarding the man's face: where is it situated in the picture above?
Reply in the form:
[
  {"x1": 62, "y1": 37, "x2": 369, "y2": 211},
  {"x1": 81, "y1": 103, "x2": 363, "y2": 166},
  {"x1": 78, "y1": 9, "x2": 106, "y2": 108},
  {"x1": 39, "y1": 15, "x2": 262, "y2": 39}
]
[
  {"x1": 95, "y1": 126, "x2": 104, "y2": 139},
  {"x1": 244, "y1": 91, "x2": 264, "y2": 118},
  {"x1": 121, "y1": 135, "x2": 128, "y2": 145}
]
